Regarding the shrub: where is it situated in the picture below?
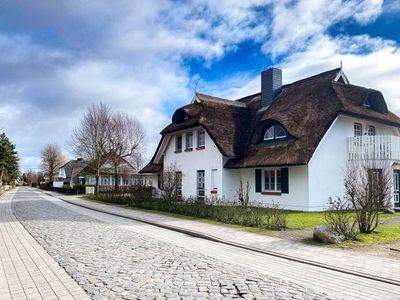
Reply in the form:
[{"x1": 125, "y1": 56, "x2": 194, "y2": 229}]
[
  {"x1": 263, "y1": 202, "x2": 288, "y2": 230},
  {"x1": 345, "y1": 162, "x2": 392, "y2": 233},
  {"x1": 39, "y1": 182, "x2": 51, "y2": 191},
  {"x1": 73, "y1": 184, "x2": 86, "y2": 195},
  {"x1": 325, "y1": 197, "x2": 357, "y2": 240}
]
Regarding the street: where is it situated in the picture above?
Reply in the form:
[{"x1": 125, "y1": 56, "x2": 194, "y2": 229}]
[{"x1": 2, "y1": 187, "x2": 400, "y2": 299}]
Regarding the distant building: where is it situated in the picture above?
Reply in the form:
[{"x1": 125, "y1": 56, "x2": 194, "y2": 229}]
[{"x1": 54, "y1": 156, "x2": 151, "y2": 189}]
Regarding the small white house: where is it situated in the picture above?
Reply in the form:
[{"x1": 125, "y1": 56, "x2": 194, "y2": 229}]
[
  {"x1": 54, "y1": 157, "x2": 152, "y2": 189},
  {"x1": 141, "y1": 67, "x2": 400, "y2": 211}
]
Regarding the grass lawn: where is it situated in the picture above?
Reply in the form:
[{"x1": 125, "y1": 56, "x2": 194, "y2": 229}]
[
  {"x1": 304, "y1": 223, "x2": 400, "y2": 248},
  {"x1": 338, "y1": 224, "x2": 400, "y2": 248},
  {"x1": 278, "y1": 210, "x2": 399, "y2": 230}
]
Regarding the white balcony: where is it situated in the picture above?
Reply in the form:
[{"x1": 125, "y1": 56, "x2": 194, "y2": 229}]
[{"x1": 348, "y1": 135, "x2": 400, "y2": 161}]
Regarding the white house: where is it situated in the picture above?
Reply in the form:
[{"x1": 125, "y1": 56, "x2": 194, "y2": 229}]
[
  {"x1": 54, "y1": 157, "x2": 152, "y2": 189},
  {"x1": 140, "y1": 67, "x2": 400, "y2": 211}
]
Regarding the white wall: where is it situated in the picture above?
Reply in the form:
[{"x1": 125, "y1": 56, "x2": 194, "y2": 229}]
[
  {"x1": 237, "y1": 166, "x2": 309, "y2": 210},
  {"x1": 163, "y1": 127, "x2": 224, "y2": 199},
  {"x1": 308, "y1": 114, "x2": 400, "y2": 211}
]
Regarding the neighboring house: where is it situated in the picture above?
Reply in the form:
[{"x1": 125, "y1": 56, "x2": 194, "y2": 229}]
[
  {"x1": 79, "y1": 156, "x2": 152, "y2": 189},
  {"x1": 140, "y1": 67, "x2": 400, "y2": 211},
  {"x1": 54, "y1": 157, "x2": 151, "y2": 189},
  {"x1": 53, "y1": 158, "x2": 88, "y2": 188}
]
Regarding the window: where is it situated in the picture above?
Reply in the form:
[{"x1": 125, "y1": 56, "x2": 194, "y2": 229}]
[
  {"x1": 354, "y1": 123, "x2": 362, "y2": 136},
  {"x1": 197, "y1": 130, "x2": 205, "y2": 148},
  {"x1": 211, "y1": 169, "x2": 218, "y2": 190},
  {"x1": 364, "y1": 99, "x2": 372, "y2": 109},
  {"x1": 197, "y1": 170, "x2": 205, "y2": 200},
  {"x1": 175, "y1": 135, "x2": 182, "y2": 151},
  {"x1": 186, "y1": 132, "x2": 193, "y2": 149},
  {"x1": 275, "y1": 126, "x2": 286, "y2": 138},
  {"x1": 264, "y1": 126, "x2": 274, "y2": 140},
  {"x1": 264, "y1": 169, "x2": 281, "y2": 192},
  {"x1": 263, "y1": 125, "x2": 287, "y2": 141},
  {"x1": 368, "y1": 169, "x2": 382, "y2": 190},
  {"x1": 176, "y1": 171, "x2": 182, "y2": 199},
  {"x1": 367, "y1": 126, "x2": 376, "y2": 136},
  {"x1": 157, "y1": 173, "x2": 163, "y2": 190}
]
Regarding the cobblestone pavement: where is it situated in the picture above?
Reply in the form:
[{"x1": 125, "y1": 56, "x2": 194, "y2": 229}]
[
  {"x1": 11, "y1": 188, "x2": 330, "y2": 300},
  {"x1": 55, "y1": 191, "x2": 400, "y2": 284},
  {"x1": 0, "y1": 190, "x2": 89, "y2": 300}
]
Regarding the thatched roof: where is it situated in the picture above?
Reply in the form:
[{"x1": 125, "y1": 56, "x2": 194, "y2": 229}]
[
  {"x1": 140, "y1": 68, "x2": 400, "y2": 172},
  {"x1": 60, "y1": 159, "x2": 88, "y2": 179}
]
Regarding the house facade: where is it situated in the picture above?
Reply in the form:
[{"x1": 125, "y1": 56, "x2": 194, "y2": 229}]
[{"x1": 141, "y1": 67, "x2": 400, "y2": 211}]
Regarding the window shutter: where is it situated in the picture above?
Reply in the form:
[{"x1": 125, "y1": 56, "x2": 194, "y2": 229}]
[
  {"x1": 281, "y1": 168, "x2": 289, "y2": 194},
  {"x1": 255, "y1": 169, "x2": 262, "y2": 193}
]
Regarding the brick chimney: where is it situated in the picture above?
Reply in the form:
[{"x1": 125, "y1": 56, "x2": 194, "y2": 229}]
[{"x1": 261, "y1": 67, "x2": 282, "y2": 107}]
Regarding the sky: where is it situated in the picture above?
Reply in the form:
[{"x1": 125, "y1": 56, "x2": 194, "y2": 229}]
[{"x1": 0, "y1": 0, "x2": 399, "y2": 172}]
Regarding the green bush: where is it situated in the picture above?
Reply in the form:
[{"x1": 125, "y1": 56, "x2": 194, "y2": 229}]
[
  {"x1": 39, "y1": 182, "x2": 51, "y2": 191},
  {"x1": 73, "y1": 184, "x2": 86, "y2": 195},
  {"x1": 94, "y1": 192, "x2": 286, "y2": 230}
]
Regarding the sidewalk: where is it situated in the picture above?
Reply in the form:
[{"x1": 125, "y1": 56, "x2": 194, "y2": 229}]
[
  {"x1": 50, "y1": 191, "x2": 400, "y2": 286},
  {"x1": 0, "y1": 190, "x2": 89, "y2": 300}
]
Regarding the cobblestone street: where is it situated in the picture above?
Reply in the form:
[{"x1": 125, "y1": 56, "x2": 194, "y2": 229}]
[{"x1": 11, "y1": 188, "x2": 328, "y2": 300}]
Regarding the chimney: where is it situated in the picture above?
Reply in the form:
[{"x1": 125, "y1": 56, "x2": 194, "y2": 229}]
[{"x1": 261, "y1": 67, "x2": 282, "y2": 107}]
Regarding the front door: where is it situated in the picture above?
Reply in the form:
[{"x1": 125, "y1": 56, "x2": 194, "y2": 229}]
[
  {"x1": 394, "y1": 170, "x2": 400, "y2": 208},
  {"x1": 197, "y1": 170, "x2": 205, "y2": 201}
]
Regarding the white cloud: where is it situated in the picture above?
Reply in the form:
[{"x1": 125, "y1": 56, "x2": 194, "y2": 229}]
[
  {"x1": 0, "y1": 0, "x2": 272, "y2": 171},
  {"x1": 222, "y1": 33, "x2": 400, "y2": 118},
  {"x1": 263, "y1": 0, "x2": 383, "y2": 57}
]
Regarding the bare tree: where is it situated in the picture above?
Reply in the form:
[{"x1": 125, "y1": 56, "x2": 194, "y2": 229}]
[
  {"x1": 107, "y1": 113, "x2": 145, "y2": 191},
  {"x1": 159, "y1": 163, "x2": 182, "y2": 202},
  {"x1": 344, "y1": 161, "x2": 392, "y2": 233},
  {"x1": 129, "y1": 152, "x2": 144, "y2": 172},
  {"x1": 71, "y1": 103, "x2": 111, "y2": 194},
  {"x1": 40, "y1": 143, "x2": 67, "y2": 182},
  {"x1": 325, "y1": 197, "x2": 357, "y2": 239},
  {"x1": 22, "y1": 170, "x2": 39, "y2": 185}
]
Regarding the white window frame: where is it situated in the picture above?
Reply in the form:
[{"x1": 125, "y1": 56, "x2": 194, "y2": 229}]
[
  {"x1": 264, "y1": 125, "x2": 287, "y2": 141},
  {"x1": 367, "y1": 125, "x2": 376, "y2": 136},
  {"x1": 176, "y1": 171, "x2": 182, "y2": 198},
  {"x1": 175, "y1": 134, "x2": 182, "y2": 151},
  {"x1": 186, "y1": 132, "x2": 193, "y2": 149},
  {"x1": 264, "y1": 126, "x2": 275, "y2": 140},
  {"x1": 197, "y1": 129, "x2": 205, "y2": 148},
  {"x1": 197, "y1": 170, "x2": 205, "y2": 199},
  {"x1": 275, "y1": 125, "x2": 287, "y2": 139},
  {"x1": 263, "y1": 168, "x2": 282, "y2": 192},
  {"x1": 354, "y1": 123, "x2": 362, "y2": 136}
]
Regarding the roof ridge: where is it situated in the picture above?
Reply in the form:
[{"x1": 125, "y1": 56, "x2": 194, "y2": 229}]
[
  {"x1": 283, "y1": 68, "x2": 341, "y2": 88},
  {"x1": 196, "y1": 92, "x2": 247, "y2": 107}
]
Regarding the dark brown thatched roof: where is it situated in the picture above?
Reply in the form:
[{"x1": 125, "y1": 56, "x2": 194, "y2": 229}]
[
  {"x1": 79, "y1": 155, "x2": 136, "y2": 176},
  {"x1": 161, "y1": 92, "x2": 253, "y2": 157},
  {"x1": 139, "y1": 163, "x2": 162, "y2": 173},
  {"x1": 140, "y1": 68, "x2": 400, "y2": 172}
]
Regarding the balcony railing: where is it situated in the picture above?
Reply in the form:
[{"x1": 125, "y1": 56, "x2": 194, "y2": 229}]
[{"x1": 348, "y1": 135, "x2": 400, "y2": 161}]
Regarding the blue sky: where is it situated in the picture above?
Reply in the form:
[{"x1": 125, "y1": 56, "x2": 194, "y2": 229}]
[{"x1": 0, "y1": 0, "x2": 399, "y2": 171}]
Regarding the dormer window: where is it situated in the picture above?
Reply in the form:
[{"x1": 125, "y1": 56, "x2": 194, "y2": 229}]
[
  {"x1": 263, "y1": 125, "x2": 287, "y2": 141},
  {"x1": 362, "y1": 91, "x2": 388, "y2": 114},
  {"x1": 364, "y1": 98, "x2": 372, "y2": 109}
]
